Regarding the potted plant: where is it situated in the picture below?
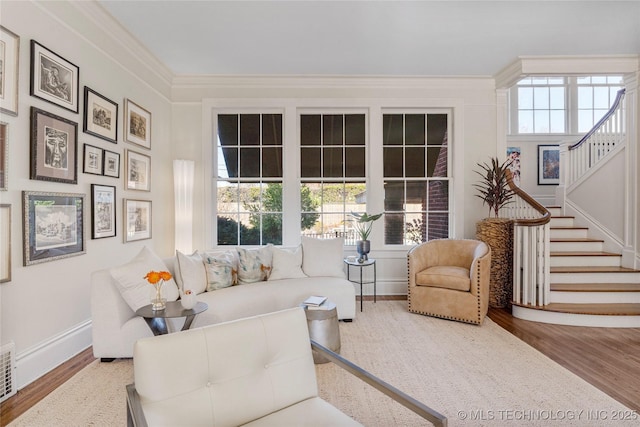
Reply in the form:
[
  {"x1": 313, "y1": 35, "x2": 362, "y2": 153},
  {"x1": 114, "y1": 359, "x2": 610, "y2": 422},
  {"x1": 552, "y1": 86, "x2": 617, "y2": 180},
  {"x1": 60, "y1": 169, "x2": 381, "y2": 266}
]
[
  {"x1": 473, "y1": 157, "x2": 515, "y2": 308},
  {"x1": 350, "y1": 212, "x2": 383, "y2": 262}
]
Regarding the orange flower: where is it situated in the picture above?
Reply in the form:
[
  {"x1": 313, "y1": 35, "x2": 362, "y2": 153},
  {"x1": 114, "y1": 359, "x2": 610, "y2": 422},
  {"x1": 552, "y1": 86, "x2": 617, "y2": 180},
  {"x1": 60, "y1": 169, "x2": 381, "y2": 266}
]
[{"x1": 145, "y1": 270, "x2": 172, "y2": 285}]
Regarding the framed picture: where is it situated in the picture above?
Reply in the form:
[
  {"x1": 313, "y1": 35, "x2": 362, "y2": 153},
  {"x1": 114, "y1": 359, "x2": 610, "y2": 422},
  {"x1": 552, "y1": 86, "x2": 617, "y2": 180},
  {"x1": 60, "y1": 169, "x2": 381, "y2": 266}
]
[
  {"x1": 83, "y1": 87, "x2": 118, "y2": 143},
  {"x1": 0, "y1": 204, "x2": 10, "y2": 282},
  {"x1": 83, "y1": 143, "x2": 103, "y2": 175},
  {"x1": 125, "y1": 149, "x2": 151, "y2": 191},
  {"x1": 30, "y1": 40, "x2": 79, "y2": 113},
  {"x1": 124, "y1": 99, "x2": 151, "y2": 149},
  {"x1": 22, "y1": 191, "x2": 86, "y2": 266},
  {"x1": 507, "y1": 146, "x2": 521, "y2": 187},
  {"x1": 538, "y1": 144, "x2": 560, "y2": 185},
  {"x1": 91, "y1": 184, "x2": 116, "y2": 239},
  {"x1": 1, "y1": 121, "x2": 7, "y2": 190},
  {"x1": 103, "y1": 149, "x2": 120, "y2": 178},
  {"x1": 30, "y1": 107, "x2": 78, "y2": 184},
  {"x1": 0, "y1": 26, "x2": 20, "y2": 116},
  {"x1": 124, "y1": 199, "x2": 151, "y2": 242}
]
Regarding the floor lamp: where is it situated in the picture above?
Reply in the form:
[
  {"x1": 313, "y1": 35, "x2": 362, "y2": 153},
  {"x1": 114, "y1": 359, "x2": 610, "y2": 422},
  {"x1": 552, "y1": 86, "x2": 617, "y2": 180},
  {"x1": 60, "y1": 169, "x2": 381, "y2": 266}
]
[{"x1": 173, "y1": 159, "x2": 194, "y2": 253}]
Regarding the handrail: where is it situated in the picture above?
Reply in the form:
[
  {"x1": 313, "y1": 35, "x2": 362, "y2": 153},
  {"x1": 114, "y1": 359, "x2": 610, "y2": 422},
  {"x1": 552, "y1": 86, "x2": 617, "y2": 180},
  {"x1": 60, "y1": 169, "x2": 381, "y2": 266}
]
[
  {"x1": 311, "y1": 340, "x2": 448, "y2": 427},
  {"x1": 505, "y1": 169, "x2": 550, "y2": 227},
  {"x1": 570, "y1": 88, "x2": 626, "y2": 150}
]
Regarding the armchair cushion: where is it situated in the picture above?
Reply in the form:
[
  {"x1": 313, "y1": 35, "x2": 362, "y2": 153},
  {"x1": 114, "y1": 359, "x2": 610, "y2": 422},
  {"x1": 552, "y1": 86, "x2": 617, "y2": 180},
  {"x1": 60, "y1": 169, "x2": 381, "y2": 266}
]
[{"x1": 416, "y1": 266, "x2": 470, "y2": 291}]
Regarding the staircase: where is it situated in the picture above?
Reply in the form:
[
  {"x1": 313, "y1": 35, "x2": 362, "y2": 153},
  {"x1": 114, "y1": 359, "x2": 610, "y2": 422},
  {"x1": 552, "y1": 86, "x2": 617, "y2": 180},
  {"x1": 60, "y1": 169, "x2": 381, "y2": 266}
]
[{"x1": 512, "y1": 206, "x2": 640, "y2": 327}]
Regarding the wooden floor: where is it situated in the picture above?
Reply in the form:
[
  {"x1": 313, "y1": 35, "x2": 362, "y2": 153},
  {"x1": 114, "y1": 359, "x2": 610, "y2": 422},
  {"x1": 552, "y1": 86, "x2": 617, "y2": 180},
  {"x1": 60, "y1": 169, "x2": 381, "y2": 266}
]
[{"x1": 1, "y1": 305, "x2": 639, "y2": 425}]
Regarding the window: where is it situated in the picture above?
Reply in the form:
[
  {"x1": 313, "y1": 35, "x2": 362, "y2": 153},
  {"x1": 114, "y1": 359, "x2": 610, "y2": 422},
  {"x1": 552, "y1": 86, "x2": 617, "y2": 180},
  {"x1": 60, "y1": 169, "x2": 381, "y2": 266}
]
[
  {"x1": 576, "y1": 76, "x2": 624, "y2": 132},
  {"x1": 511, "y1": 76, "x2": 624, "y2": 135},
  {"x1": 516, "y1": 77, "x2": 566, "y2": 134},
  {"x1": 382, "y1": 112, "x2": 450, "y2": 245},
  {"x1": 216, "y1": 113, "x2": 283, "y2": 245},
  {"x1": 300, "y1": 113, "x2": 366, "y2": 243}
]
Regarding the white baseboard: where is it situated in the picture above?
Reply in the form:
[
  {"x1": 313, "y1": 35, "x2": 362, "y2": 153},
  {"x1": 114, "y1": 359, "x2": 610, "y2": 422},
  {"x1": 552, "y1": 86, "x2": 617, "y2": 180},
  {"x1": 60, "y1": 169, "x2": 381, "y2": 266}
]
[{"x1": 15, "y1": 320, "x2": 92, "y2": 390}]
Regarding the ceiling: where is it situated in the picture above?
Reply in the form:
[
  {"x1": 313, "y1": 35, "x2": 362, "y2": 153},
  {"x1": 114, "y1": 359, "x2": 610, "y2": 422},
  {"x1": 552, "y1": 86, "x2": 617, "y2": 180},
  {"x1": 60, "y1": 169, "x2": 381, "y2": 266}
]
[{"x1": 98, "y1": 1, "x2": 640, "y2": 77}]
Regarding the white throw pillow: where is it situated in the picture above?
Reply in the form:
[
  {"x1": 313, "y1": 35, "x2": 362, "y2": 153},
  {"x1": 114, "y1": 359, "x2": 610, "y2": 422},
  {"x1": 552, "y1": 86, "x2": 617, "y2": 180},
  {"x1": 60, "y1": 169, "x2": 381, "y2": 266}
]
[
  {"x1": 301, "y1": 236, "x2": 345, "y2": 278},
  {"x1": 237, "y1": 245, "x2": 273, "y2": 284},
  {"x1": 174, "y1": 250, "x2": 207, "y2": 294},
  {"x1": 110, "y1": 246, "x2": 180, "y2": 311},
  {"x1": 268, "y1": 245, "x2": 307, "y2": 281}
]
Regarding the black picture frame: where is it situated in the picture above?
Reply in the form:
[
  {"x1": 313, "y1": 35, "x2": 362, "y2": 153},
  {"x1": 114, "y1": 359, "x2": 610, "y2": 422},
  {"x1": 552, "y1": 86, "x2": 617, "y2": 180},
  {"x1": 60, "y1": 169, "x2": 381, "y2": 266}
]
[
  {"x1": 23, "y1": 191, "x2": 85, "y2": 266},
  {"x1": 91, "y1": 184, "x2": 116, "y2": 239},
  {"x1": 83, "y1": 143, "x2": 103, "y2": 175},
  {"x1": 83, "y1": 87, "x2": 118, "y2": 143},
  {"x1": 30, "y1": 40, "x2": 79, "y2": 113},
  {"x1": 30, "y1": 107, "x2": 78, "y2": 184},
  {"x1": 103, "y1": 149, "x2": 120, "y2": 178},
  {"x1": 537, "y1": 144, "x2": 560, "y2": 185}
]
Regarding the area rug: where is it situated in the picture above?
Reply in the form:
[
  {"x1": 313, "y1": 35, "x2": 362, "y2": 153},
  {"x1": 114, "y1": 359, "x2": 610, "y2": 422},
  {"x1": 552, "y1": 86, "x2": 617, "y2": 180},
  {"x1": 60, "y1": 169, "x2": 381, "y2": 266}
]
[{"x1": 10, "y1": 300, "x2": 635, "y2": 426}]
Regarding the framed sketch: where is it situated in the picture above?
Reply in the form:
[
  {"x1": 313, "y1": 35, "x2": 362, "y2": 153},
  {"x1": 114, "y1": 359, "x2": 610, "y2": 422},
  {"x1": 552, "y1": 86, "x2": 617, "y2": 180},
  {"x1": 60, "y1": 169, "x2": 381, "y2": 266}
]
[
  {"x1": 0, "y1": 204, "x2": 10, "y2": 282},
  {"x1": 124, "y1": 99, "x2": 151, "y2": 149},
  {"x1": 30, "y1": 107, "x2": 78, "y2": 184},
  {"x1": 23, "y1": 191, "x2": 86, "y2": 266},
  {"x1": 30, "y1": 40, "x2": 79, "y2": 113},
  {"x1": 125, "y1": 149, "x2": 150, "y2": 191},
  {"x1": 538, "y1": 144, "x2": 560, "y2": 185},
  {"x1": 83, "y1": 143, "x2": 103, "y2": 175},
  {"x1": 91, "y1": 184, "x2": 116, "y2": 239},
  {"x1": 83, "y1": 87, "x2": 118, "y2": 143},
  {"x1": 1, "y1": 121, "x2": 7, "y2": 190},
  {"x1": 103, "y1": 149, "x2": 120, "y2": 178},
  {"x1": 124, "y1": 199, "x2": 151, "y2": 242},
  {"x1": 0, "y1": 26, "x2": 20, "y2": 116}
]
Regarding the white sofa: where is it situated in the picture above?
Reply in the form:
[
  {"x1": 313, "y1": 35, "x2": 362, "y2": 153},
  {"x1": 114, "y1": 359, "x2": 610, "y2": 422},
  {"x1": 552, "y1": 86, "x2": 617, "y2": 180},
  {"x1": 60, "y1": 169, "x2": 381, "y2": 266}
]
[
  {"x1": 92, "y1": 238, "x2": 357, "y2": 359},
  {"x1": 127, "y1": 308, "x2": 361, "y2": 426}
]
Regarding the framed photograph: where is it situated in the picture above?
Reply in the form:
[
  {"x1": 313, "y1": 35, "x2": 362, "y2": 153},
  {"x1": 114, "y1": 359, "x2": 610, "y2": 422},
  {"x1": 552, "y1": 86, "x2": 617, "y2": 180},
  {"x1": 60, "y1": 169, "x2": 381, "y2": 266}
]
[
  {"x1": 0, "y1": 26, "x2": 20, "y2": 116},
  {"x1": 30, "y1": 40, "x2": 79, "y2": 113},
  {"x1": 22, "y1": 191, "x2": 86, "y2": 266},
  {"x1": 91, "y1": 184, "x2": 116, "y2": 239},
  {"x1": 83, "y1": 87, "x2": 118, "y2": 143},
  {"x1": 538, "y1": 144, "x2": 560, "y2": 185},
  {"x1": 124, "y1": 99, "x2": 151, "y2": 149},
  {"x1": 1, "y1": 121, "x2": 7, "y2": 190},
  {"x1": 124, "y1": 199, "x2": 151, "y2": 242},
  {"x1": 103, "y1": 149, "x2": 120, "y2": 178},
  {"x1": 83, "y1": 143, "x2": 103, "y2": 175},
  {"x1": 0, "y1": 204, "x2": 10, "y2": 282},
  {"x1": 125, "y1": 149, "x2": 150, "y2": 191},
  {"x1": 30, "y1": 107, "x2": 78, "y2": 184}
]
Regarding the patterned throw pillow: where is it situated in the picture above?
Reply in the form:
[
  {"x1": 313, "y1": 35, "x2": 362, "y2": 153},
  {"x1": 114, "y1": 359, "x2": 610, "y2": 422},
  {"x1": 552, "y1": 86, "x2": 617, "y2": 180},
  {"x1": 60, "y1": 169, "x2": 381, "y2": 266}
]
[
  {"x1": 236, "y1": 245, "x2": 273, "y2": 285},
  {"x1": 204, "y1": 251, "x2": 238, "y2": 290}
]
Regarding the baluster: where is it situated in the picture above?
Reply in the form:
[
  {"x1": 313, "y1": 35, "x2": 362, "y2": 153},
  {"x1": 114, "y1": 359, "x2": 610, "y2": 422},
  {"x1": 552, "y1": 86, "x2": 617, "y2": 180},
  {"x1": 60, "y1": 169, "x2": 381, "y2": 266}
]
[{"x1": 513, "y1": 226, "x2": 522, "y2": 304}]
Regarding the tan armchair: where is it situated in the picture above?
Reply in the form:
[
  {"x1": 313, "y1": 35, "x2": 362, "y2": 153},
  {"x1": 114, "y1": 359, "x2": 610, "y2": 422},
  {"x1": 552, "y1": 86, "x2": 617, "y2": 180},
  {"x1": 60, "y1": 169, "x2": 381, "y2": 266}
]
[{"x1": 407, "y1": 239, "x2": 491, "y2": 325}]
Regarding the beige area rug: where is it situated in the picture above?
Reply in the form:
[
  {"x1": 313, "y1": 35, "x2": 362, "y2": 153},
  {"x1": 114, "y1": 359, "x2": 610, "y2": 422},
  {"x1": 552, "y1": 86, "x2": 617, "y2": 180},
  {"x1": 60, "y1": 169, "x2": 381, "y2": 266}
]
[{"x1": 10, "y1": 300, "x2": 635, "y2": 427}]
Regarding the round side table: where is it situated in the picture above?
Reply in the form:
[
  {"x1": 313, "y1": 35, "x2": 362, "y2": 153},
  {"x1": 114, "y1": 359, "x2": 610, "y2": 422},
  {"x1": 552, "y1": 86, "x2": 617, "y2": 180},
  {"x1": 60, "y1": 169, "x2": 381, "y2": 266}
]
[
  {"x1": 301, "y1": 301, "x2": 341, "y2": 364},
  {"x1": 136, "y1": 301, "x2": 208, "y2": 336}
]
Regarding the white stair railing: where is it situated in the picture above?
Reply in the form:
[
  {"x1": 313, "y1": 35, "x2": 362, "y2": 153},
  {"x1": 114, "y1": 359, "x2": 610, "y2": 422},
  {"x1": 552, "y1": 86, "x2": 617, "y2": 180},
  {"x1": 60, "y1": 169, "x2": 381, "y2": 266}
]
[
  {"x1": 564, "y1": 89, "x2": 626, "y2": 186},
  {"x1": 502, "y1": 170, "x2": 551, "y2": 307}
]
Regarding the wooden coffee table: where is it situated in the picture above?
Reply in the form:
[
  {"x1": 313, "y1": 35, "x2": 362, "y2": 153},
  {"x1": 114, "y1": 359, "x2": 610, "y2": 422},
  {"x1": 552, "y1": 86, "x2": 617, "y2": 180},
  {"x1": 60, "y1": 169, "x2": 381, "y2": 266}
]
[{"x1": 136, "y1": 301, "x2": 208, "y2": 336}]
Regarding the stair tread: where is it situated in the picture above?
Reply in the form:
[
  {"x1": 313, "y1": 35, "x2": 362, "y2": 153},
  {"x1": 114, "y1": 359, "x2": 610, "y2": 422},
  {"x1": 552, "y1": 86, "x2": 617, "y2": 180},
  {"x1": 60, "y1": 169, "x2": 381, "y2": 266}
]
[
  {"x1": 513, "y1": 302, "x2": 640, "y2": 316},
  {"x1": 551, "y1": 283, "x2": 640, "y2": 292},
  {"x1": 551, "y1": 266, "x2": 640, "y2": 273},
  {"x1": 551, "y1": 237, "x2": 604, "y2": 242},
  {"x1": 550, "y1": 226, "x2": 588, "y2": 230},
  {"x1": 550, "y1": 251, "x2": 621, "y2": 257}
]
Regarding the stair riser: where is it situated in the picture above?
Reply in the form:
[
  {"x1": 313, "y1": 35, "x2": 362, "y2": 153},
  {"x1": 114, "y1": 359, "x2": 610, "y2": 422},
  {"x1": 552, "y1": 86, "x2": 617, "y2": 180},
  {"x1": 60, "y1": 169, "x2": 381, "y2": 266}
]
[
  {"x1": 512, "y1": 306, "x2": 640, "y2": 327},
  {"x1": 550, "y1": 256, "x2": 622, "y2": 267},
  {"x1": 551, "y1": 241, "x2": 604, "y2": 252},
  {"x1": 549, "y1": 217, "x2": 574, "y2": 227},
  {"x1": 547, "y1": 208, "x2": 563, "y2": 216},
  {"x1": 549, "y1": 291, "x2": 640, "y2": 304},
  {"x1": 550, "y1": 228, "x2": 589, "y2": 239},
  {"x1": 551, "y1": 272, "x2": 640, "y2": 284}
]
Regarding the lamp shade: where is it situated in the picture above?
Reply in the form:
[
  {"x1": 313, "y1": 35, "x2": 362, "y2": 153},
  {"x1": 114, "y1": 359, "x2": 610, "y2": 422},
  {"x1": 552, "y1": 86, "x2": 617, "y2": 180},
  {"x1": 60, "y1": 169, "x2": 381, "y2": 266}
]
[{"x1": 173, "y1": 159, "x2": 195, "y2": 253}]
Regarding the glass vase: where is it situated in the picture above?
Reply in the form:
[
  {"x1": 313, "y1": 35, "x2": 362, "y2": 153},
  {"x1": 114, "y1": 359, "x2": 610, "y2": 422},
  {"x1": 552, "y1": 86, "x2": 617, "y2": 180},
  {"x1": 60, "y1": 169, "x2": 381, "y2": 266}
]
[{"x1": 151, "y1": 283, "x2": 166, "y2": 310}]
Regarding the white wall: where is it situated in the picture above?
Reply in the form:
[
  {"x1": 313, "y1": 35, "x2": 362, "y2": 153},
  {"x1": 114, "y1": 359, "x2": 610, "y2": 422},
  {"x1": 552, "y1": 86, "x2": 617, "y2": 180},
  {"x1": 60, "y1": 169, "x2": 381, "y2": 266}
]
[{"x1": 0, "y1": 1, "x2": 174, "y2": 388}]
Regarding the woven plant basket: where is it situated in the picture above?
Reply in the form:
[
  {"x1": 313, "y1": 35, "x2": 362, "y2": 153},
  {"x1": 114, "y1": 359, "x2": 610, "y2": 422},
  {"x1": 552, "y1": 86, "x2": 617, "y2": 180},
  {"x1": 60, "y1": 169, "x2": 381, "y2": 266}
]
[{"x1": 476, "y1": 218, "x2": 514, "y2": 308}]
